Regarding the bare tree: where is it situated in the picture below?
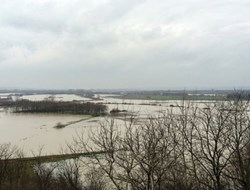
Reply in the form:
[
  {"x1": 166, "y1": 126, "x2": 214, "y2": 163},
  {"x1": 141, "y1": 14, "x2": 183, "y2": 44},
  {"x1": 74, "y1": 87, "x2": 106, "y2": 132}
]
[
  {"x1": 182, "y1": 102, "x2": 235, "y2": 190},
  {"x1": 32, "y1": 148, "x2": 58, "y2": 190},
  {"x1": 77, "y1": 99, "x2": 250, "y2": 190},
  {"x1": 83, "y1": 167, "x2": 107, "y2": 190},
  {"x1": 225, "y1": 99, "x2": 250, "y2": 190},
  {"x1": 55, "y1": 157, "x2": 82, "y2": 190},
  {"x1": 0, "y1": 143, "x2": 17, "y2": 189},
  {"x1": 71, "y1": 112, "x2": 196, "y2": 190}
]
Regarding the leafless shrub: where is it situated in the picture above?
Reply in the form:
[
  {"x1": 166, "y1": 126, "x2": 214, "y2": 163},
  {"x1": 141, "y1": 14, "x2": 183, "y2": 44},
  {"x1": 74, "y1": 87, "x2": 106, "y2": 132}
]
[
  {"x1": 56, "y1": 158, "x2": 82, "y2": 190},
  {"x1": 83, "y1": 167, "x2": 107, "y2": 190}
]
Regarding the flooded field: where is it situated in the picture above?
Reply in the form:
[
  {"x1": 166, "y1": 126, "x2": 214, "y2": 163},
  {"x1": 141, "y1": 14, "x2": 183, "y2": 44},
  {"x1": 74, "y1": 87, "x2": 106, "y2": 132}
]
[{"x1": 0, "y1": 93, "x2": 215, "y2": 156}]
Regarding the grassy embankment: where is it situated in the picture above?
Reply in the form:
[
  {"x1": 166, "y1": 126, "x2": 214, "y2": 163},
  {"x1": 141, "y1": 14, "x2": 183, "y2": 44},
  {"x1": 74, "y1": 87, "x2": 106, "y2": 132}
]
[
  {"x1": 2, "y1": 151, "x2": 104, "y2": 176},
  {"x1": 54, "y1": 116, "x2": 94, "y2": 129}
]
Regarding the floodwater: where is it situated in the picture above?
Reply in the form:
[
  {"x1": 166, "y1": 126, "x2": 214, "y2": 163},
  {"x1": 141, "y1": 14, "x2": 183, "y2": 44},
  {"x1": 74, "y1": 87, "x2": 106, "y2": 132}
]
[
  {"x1": 0, "y1": 93, "x2": 214, "y2": 156},
  {"x1": 20, "y1": 94, "x2": 91, "y2": 102}
]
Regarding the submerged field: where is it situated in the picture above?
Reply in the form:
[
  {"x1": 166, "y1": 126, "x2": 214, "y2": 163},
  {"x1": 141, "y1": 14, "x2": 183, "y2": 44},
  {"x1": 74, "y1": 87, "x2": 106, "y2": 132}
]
[
  {"x1": 0, "y1": 93, "x2": 218, "y2": 156},
  {"x1": 1, "y1": 92, "x2": 250, "y2": 190}
]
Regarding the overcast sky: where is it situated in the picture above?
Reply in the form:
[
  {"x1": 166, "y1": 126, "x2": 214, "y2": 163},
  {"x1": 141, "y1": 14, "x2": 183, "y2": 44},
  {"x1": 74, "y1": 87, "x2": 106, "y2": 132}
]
[{"x1": 0, "y1": 0, "x2": 250, "y2": 90}]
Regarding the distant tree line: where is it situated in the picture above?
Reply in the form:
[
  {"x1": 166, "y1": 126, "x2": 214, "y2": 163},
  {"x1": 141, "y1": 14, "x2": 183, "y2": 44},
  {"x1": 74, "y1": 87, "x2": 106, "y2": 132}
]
[
  {"x1": 227, "y1": 91, "x2": 250, "y2": 100},
  {"x1": 10, "y1": 100, "x2": 107, "y2": 116}
]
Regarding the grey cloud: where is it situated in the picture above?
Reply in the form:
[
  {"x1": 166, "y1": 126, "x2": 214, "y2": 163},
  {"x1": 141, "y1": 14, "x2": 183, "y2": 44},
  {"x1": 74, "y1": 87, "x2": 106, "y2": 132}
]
[{"x1": 0, "y1": 0, "x2": 250, "y2": 89}]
